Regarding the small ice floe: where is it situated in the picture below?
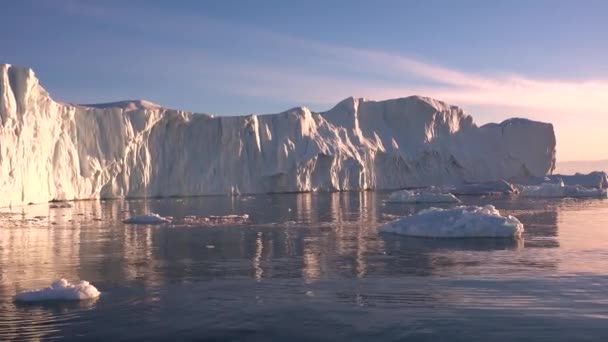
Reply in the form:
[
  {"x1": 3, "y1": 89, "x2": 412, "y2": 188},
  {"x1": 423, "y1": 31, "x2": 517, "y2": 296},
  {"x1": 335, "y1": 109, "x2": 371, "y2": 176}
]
[
  {"x1": 178, "y1": 214, "x2": 250, "y2": 227},
  {"x1": 15, "y1": 279, "x2": 101, "y2": 302},
  {"x1": 519, "y1": 181, "x2": 607, "y2": 198},
  {"x1": 453, "y1": 180, "x2": 518, "y2": 196},
  {"x1": 379, "y1": 205, "x2": 524, "y2": 238},
  {"x1": 386, "y1": 189, "x2": 460, "y2": 204},
  {"x1": 201, "y1": 214, "x2": 249, "y2": 224},
  {"x1": 123, "y1": 213, "x2": 171, "y2": 224},
  {"x1": 49, "y1": 202, "x2": 72, "y2": 209}
]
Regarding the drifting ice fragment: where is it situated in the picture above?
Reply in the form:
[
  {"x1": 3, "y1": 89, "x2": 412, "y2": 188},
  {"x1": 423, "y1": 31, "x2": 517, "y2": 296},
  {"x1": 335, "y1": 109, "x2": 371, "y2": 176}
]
[
  {"x1": 15, "y1": 279, "x2": 101, "y2": 302},
  {"x1": 387, "y1": 189, "x2": 460, "y2": 203},
  {"x1": 123, "y1": 213, "x2": 171, "y2": 224},
  {"x1": 379, "y1": 205, "x2": 524, "y2": 238},
  {"x1": 453, "y1": 180, "x2": 518, "y2": 195}
]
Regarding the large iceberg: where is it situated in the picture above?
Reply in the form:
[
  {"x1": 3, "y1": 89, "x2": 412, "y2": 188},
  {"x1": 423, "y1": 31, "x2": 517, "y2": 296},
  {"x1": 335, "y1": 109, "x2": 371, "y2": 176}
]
[
  {"x1": 14, "y1": 279, "x2": 101, "y2": 302},
  {"x1": 0, "y1": 64, "x2": 556, "y2": 207},
  {"x1": 379, "y1": 205, "x2": 524, "y2": 238}
]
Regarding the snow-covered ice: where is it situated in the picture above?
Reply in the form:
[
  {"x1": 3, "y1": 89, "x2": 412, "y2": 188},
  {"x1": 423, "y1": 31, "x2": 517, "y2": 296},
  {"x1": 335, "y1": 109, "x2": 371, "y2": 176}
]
[
  {"x1": 519, "y1": 181, "x2": 607, "y2": 198},
  {"x1": 14, "y1": 279, "x2": 101, "y2": 302},
  {"x1": 0, "y1": 64, "x2": 557, "y2": 207},
  {"x1": 123, "y1": 213, "x2": 171, "y2": 224},
  {"x1": 379, "y1": 205, "x2": 524, "y2": 238},
  {"x1": 386, "y1": 189, "x2": 460, "y2": 203}
]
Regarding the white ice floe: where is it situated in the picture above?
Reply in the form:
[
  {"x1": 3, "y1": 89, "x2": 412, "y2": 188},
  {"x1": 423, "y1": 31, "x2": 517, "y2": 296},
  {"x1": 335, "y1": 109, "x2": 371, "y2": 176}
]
[
  {"x1": 386, "y1": 189, "x2": 460, "y2": 203},
  {"x1": 15, "y1": 279, "x2": 101, "y2": 302},
  {"x1": 182, "y1": 214, "x2": 250, "y2": 226},
  {"x1": 379, "y1": 205, "x2": 524, "y2": 238},
  {"x1": 452, "y1": 180, "x2": 518, "y2": 195},
  {"x1": 123, "y1": 213, "x2": 171, "y2": 224},
  {"x1": 519, "y1": 181, "x2": 607, "y2": 198}
]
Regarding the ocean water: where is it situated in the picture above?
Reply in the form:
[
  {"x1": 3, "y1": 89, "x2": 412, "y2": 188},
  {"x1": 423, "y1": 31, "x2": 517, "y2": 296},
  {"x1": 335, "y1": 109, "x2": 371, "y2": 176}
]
[{"x1": 1, "y1": 192, "x2": 608, "y2": 341}]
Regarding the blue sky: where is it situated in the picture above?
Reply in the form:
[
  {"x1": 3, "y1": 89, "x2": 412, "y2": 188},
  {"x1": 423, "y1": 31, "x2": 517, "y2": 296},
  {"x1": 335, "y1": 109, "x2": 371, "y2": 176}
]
[{"x1": 1, "y1": 0, "x2": 607, "y2": 160}]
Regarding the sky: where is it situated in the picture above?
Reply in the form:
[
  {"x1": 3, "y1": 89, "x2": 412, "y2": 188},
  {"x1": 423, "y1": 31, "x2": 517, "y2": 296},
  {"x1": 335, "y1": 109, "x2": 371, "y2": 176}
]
[{"x1": 0, "y1": 0, "x2": 606, "y2": 161}]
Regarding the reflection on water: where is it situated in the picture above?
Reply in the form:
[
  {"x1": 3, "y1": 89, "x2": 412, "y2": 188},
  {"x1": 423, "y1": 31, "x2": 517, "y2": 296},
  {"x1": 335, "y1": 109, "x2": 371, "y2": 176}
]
[{"x1": 1, "y1": 193, "x2": 608, "y2": 341}]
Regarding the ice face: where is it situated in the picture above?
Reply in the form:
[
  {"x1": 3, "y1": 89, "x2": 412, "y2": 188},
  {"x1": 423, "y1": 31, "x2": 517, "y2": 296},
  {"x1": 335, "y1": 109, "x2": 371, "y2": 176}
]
[
  {"x1": 14, "y1": 279, "x2": 101, "y2": 302},
  {"x1": 379, "y1": 205, "x2": 524, "y2": 238},
  {"x1": 0, "y1": 64, "x2": 557, "y2": 207}
]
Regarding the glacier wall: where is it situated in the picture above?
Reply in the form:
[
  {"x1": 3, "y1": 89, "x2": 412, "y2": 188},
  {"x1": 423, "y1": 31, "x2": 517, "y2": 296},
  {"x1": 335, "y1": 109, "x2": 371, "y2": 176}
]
[{"x1": 0, "y1": 64, "x2": 556, "y2": 207}]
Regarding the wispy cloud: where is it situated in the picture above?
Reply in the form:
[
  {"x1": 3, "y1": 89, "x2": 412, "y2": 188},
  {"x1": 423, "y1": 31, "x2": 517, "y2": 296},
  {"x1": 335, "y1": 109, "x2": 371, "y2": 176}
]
[
  {"x1": 48, "y1": 1, "x2": 608, "y2": 116},
  {"x1": 45, "y1": 1, "x2": 608, "y2": 160}
]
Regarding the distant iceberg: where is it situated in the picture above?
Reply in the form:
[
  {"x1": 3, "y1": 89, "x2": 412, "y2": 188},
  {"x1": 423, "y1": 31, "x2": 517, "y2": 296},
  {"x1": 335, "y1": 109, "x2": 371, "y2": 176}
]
[
  {"x1": 386, "y1": 189, "x2": 460, "y2": 203},
  {"x1": 379, "y1": 205, "x2": 524, "y2": 238},
  {"x1": 15, "y1": 279, "x2": 100, "y2": 302},
  {"x1": 123, "y1": 213, "x2": 171, "y2": 224},
  {"x1": 519, "y1": 181, "x2": 607, "y2": 198},
  {"x1": 512, "y1": 171, "x2": 608, "y2": 190}
]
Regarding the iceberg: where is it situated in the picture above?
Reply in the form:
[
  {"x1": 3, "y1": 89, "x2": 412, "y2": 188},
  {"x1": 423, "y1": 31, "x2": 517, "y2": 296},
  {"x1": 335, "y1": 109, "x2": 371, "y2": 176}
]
[
  {"x1": 546, "y1": 172, "x2": 607, "y2": 189},
  {"x1": 519, "y1": 181, "x2": 607, "y2": 198},
  {"x1": 14, "y1": 279, "x2": 101, "y2": 302},
  {"x1": 386, "y1": 189, "x2": 460, "y2": 203},
  {"x1": 513, "y1": 171, "x2": 608, "y2": 190},
  {"x1": 0, "y1": 64, "x2": 556, "y2": 207},
  {"x1": 123, "y1": 213, "x2": 171, "y2": 224},
  {"x1": 379, "y1": 205, "x2": 524, "y2": 238}
]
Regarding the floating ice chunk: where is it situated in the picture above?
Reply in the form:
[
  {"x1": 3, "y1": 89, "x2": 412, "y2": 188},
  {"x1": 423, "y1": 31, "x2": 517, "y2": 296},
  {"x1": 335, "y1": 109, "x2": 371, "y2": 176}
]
[
  {"x1": 205, "y1": 214, "x2": 249, "y2": 223},
  {"x1": 49, "y1": 202, "x2": 72, "y2": 208},
  {"x1": 554, "y1": 171, "x2": 608, "y2": 189},
  {"x1": 387, "y1": 189, "x2": 460, "y2": 203},
  {"x1": 174, "y1": 214, "x2": 250, "y2": 227},
  {"x1": 453, "y1": 180, "x2": 518, "y2": 195},
  {"x1": 513, "y1": 171, "x2": 608, "y2": 190},
  {"x1": 123, "y1": 213, "x2": 171, "y2": 224},
  {"x1": 379, "y1": 205, "x2": 524, "y2": 238},
  {"x1": 15, "y1": 279, "x2": 101, "y2": 302},
  {"x1": 520, "y1": 181, "x2": 607, "y2": 198}
]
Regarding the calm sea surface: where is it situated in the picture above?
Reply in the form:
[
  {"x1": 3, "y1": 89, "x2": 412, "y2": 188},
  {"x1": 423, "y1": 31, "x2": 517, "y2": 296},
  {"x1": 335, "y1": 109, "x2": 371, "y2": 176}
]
[{"x1": 1, "y1": 193, "x2": 608, "y2": 341}]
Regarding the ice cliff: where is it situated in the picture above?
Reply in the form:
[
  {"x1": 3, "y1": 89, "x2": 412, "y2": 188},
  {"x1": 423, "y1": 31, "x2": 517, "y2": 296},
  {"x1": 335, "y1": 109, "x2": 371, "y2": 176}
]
[{"x1": 0, "y1": 64, "x2": 556, "y2": 207}]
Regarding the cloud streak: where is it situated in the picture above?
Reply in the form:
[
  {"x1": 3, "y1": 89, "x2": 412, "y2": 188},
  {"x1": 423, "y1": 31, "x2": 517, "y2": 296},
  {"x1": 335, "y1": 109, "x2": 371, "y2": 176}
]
[
  {"x1": 49, "y1": 1, "x2": 608, "y2": 116},
  {"x1": 46, "y1": 1, "x2": 608, "y2": 160}
]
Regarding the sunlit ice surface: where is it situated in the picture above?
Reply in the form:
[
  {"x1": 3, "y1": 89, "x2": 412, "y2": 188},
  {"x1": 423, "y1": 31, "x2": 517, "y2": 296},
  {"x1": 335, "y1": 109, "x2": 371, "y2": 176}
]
[{"x1": 1, "y1": 193, "x2": 608, "y2": 341}]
